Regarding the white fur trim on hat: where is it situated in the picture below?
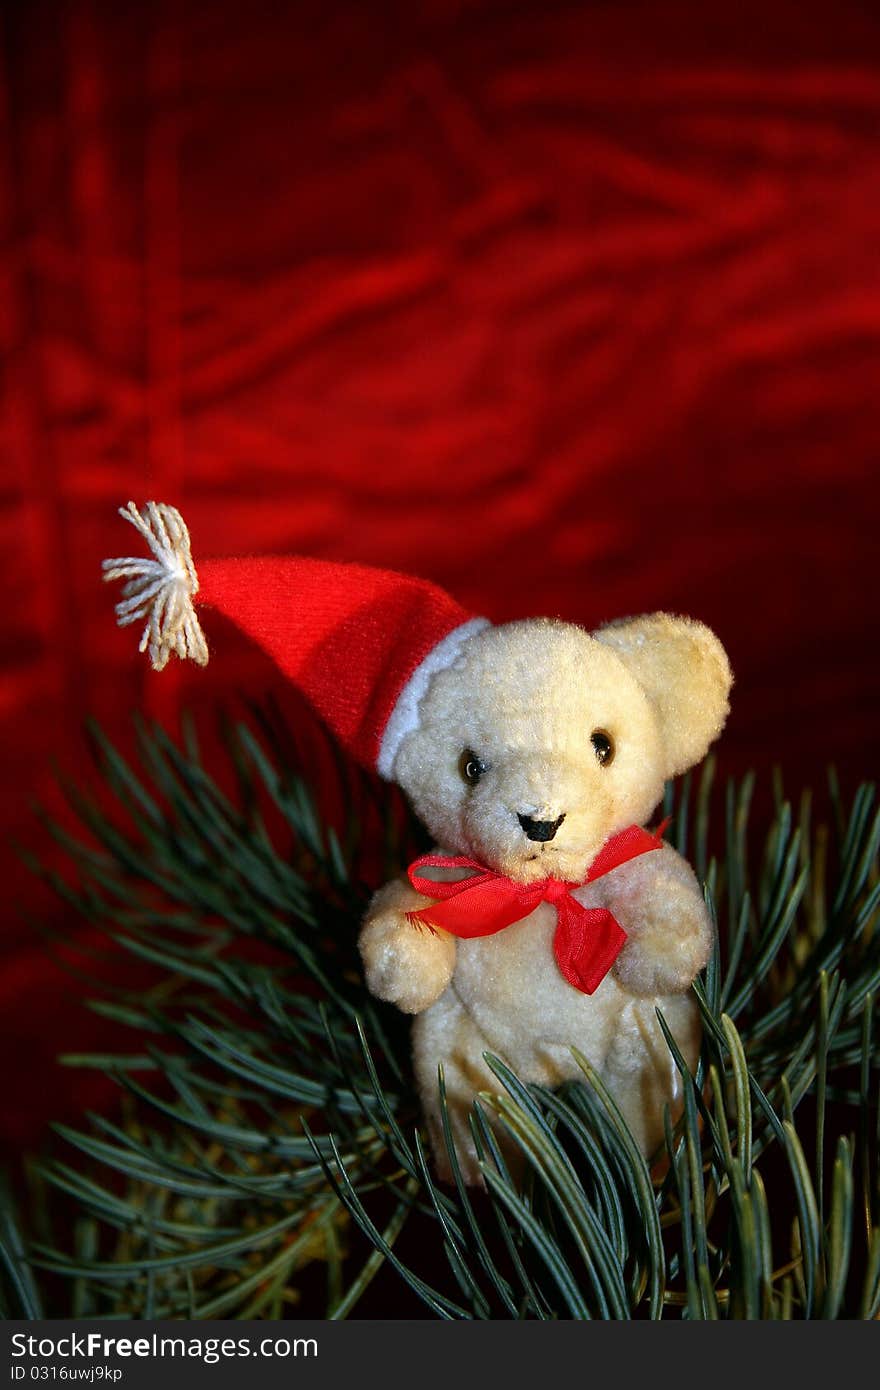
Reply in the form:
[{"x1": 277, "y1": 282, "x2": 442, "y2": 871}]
[{"x1": 376, "y1": 616, "x2": 491, "y2": 780}]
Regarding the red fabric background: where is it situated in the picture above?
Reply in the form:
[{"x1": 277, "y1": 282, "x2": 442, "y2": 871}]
[{"x1": 2, "y1": 0, "x2": 879, "y2": 1152}]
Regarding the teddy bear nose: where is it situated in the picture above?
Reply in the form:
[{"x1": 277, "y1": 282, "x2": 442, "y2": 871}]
[{"x1": 517, "y1": 812, "x2": 566, "y2": 842}]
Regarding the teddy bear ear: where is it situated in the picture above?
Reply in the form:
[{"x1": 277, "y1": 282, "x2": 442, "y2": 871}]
[{"x1": 594, "y1": 613, "x2": 733, "y2": 778}]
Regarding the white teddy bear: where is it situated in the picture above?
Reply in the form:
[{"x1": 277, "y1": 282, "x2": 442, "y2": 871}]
[
  {"x1": 105, "y1": 502, "x2": 732, "y2": 1185},
  {"x1": 359, "y1": 615, "x2": 731, "y2": 1182}
]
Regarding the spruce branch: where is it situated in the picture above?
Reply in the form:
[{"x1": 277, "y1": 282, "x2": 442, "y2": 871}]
[{"x1": 4, "y1": 710, "x2": 879, "y2": 1318}]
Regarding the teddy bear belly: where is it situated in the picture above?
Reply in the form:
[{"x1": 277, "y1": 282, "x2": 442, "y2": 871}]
[{"x1": 450, "y1": 900, "x2": 625, "y2": 1078}]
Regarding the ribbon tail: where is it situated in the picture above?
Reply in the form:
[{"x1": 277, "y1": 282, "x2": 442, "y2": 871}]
[
  {"x1": 405, "y1": 908, "x2": 440, "y2": 935},
  {"x1": 553, "y1": 904, "x2": 626, "y2": 995}
]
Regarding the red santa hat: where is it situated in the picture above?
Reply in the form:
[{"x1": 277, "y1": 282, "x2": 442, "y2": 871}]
[{"x1": 102, "y1": 502, "x2": 489, "y2": 778}]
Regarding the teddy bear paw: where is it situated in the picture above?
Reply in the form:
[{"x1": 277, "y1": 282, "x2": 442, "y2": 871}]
[
  {"x1": 359, "y1": 909, "x2": 456, "y2": 1014},
  {"x1": 613, "y1": 925, "x2": 708, "y2": 997}
]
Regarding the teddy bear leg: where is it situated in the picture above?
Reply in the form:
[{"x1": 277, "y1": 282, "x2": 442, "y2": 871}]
[
  {"x1": 412, "y1": 991, "x2": 507, "y2": 1185},
  {"x1": 599, "y1": 994, "x2": 701, "y2": 1159}
]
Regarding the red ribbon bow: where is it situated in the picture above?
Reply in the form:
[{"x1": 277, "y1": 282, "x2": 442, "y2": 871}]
[{"x1": 406, "y1": 821, "x2": 669, "y2": 995}]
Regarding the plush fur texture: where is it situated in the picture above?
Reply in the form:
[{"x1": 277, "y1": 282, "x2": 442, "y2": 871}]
[{"x1": 359, "y1": 613, "x2": 732, "y2": 1182}]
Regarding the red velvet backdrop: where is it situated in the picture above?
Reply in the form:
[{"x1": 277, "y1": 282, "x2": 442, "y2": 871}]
[{"x1": 2, "y1": 0, "x2": 879, "y2": 1152}]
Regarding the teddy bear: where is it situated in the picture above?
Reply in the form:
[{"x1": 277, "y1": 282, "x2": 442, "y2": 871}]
[
  {"x1": 104, "y1": 502, "x2": 732, "y2": 1185},
  {"x1": 358, "y1": 615, "x2": 731, "y2": 1181}
]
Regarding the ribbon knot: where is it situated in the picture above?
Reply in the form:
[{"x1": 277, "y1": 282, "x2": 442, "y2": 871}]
[
  {"x1": 406, "y1": 821, "x2": 668, "y2": 995},
  {"x1": 541, "y1": 879, "x2": 571, "y2": 906}
]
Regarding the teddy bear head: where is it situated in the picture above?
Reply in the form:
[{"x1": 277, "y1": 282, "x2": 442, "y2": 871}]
[{"x1": 391, "y1": 614, "x2": 732, "y2": 885}]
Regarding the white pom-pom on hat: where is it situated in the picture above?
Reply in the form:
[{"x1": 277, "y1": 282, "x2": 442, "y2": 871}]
[{"x1": 102, "y1": 501, "x2": 208, "y2": 671}]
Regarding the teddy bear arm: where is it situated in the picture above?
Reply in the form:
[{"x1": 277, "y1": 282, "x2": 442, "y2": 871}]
[
  {"x1": 605, "y1": 846, "x2": 712, "y2": 997},
  {"x1": 359, "y1": 876, "x2": 457, "y2": 1015}
]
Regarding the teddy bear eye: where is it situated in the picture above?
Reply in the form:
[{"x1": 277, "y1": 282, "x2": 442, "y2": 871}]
[
  {"x1": 460, "y1": 749, "x2": 488, "y2": 785},
  {"x1": 591, "y1": 730, "x2": 615, "y2": 766}
]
